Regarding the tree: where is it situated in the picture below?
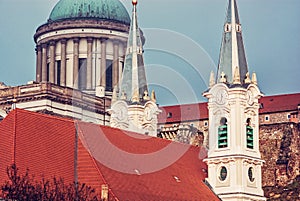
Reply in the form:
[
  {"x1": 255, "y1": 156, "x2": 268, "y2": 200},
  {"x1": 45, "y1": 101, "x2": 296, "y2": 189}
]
[{"x1": 1, "y1": 164, "x2": 100, "y2": 201}]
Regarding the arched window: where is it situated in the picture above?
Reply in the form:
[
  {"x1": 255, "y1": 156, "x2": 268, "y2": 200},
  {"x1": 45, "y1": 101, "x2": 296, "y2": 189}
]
[
  {"x1": 218, "y1": 117, "x2": 228, "y2": 148},
  {"x1": 246, "y1": 118, "x2": 254, "y2": 149}
]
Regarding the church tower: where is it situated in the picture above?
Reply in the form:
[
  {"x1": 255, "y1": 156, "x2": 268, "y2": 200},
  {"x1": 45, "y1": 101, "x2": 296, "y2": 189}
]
[
  {"x1": 203, "y1": 0, "x2": 266, "y2": 200},
  {"x1": 109, "y1": 0, "x2": 160, "y2": 136}
]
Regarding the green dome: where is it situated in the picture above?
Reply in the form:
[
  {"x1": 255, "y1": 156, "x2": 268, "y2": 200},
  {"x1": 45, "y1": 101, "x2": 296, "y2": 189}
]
[{"x1": 49, "y1": 0, "x2": 131, "y2": 24}]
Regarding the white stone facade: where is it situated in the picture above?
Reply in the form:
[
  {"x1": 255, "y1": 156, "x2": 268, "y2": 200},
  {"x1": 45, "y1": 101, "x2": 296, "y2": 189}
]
[
  {"x1": 203, "y1": 83, "x2": 266, "y2": 201},
  {"x1": 109, "y1": 100, "x2": 160, "y2": 136}
]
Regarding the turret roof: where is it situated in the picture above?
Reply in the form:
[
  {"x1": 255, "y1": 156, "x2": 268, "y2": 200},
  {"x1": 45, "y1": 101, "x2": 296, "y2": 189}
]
[{"x1": 217, "y1": 0, "x2": 248, "y2": 85}]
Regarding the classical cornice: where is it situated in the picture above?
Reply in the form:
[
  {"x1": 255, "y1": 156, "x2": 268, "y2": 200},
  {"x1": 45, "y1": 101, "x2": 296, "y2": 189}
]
[{"x1": 34, "y1": 19, "x2": 130, "y2": 43}]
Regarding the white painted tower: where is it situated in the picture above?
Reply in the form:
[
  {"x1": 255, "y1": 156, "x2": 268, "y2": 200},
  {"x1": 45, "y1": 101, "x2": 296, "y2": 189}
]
[
  {"x1": 203, "y1": 0, "x2": 266, "y2": 200},
  {"x1": 109, "y1": 0, "x2": 160, "y2": 136}
]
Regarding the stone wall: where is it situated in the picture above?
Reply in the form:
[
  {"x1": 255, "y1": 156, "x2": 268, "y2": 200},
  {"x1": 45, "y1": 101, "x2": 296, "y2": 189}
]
[{"x1": 260, "y1": 122, "x2": 300, "y2": 199}]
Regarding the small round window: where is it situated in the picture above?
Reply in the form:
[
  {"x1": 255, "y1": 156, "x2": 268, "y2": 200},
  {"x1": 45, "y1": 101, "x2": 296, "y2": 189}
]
[
  {"x1": 219, "y1": 166, "x2": 227, "y2": 181},
  {"x1": 248, "y1": 167, "x2": 255, "y2": 182}
]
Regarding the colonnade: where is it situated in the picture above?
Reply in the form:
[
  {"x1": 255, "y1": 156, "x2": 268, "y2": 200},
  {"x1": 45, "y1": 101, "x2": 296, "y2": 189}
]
[{"x1": 35, "y1": 37, "x2": 126, "y2": 93}]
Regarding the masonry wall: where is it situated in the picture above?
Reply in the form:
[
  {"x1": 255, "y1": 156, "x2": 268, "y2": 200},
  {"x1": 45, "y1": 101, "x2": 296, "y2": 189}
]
[{"x1": 259, "y1": 122, "x2": 300, "y2": 188}]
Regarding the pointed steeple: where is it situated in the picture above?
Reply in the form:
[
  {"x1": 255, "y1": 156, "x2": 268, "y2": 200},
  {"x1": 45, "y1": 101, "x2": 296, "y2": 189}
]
[
  {"x1": 217, "y1": 0, "x2": 248, "y2": 85},
  {"x1": 109, "y1": 0, "x2": 160, "y2": 137},
  {"x1": 119, "y1": 0, "x2": 148, "y2": 103}
]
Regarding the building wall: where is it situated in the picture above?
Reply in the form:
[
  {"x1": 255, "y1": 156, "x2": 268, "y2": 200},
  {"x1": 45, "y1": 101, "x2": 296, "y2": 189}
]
[
  {"x1": 260, "y1": 122, "x2": 300, "y2": 187},
  {"x1": 260, "y1": 111, "x2": 299, "y2": 125}
]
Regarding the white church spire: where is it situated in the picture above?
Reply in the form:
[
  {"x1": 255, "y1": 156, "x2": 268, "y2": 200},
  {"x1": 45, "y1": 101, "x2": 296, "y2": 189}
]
[
  {"x1": 109, "y1": 0, "x2": 160, "y2": 136},
  {"x1": 203, "y1": 1, "x2": 266, "y2": 200},
  {"x1": 119, "y1": 0, "x2": 148, "y2": 103}
]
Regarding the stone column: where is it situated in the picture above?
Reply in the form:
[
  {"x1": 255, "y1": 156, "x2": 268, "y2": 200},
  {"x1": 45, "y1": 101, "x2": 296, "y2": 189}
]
[
  {"x1": 96, "y1": 38, "x2": 108, "y2": 97},
  {"x1": 60, "y1": 39, "x2": 67, "y2": 86},
  {"x1": 49, "y1": 41, "x2": 56, "y2": 83},
  {"x1": 73, "y1": 38, "x2": 80, "y2": 89},
  {"x1": 41, "y1": 43, "x2": 48, "y2": 82},
  {"x1": 100, "y1": 38, "x2": 107, "y2": 88},
  {"x1": 86, "y1": 38, "x2": 93, "y2": 90},
  {"x1": 113, "y1": 40, "x2": 119, "y2": 89},
  {"x1": 36, "y1": 45, "x2": 42, "y2": 82}
]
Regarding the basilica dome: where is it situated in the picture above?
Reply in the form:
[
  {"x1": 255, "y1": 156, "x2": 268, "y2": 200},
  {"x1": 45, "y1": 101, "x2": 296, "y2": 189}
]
[
  {"x1": 34, "y1": 0, "x2": 131, "y2": 98},
  {"x1": 49, "y1": 0, "x2": 131, "y2": 25}
]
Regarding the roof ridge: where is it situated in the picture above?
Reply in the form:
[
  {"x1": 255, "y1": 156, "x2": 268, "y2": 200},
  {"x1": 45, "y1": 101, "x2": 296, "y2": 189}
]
[
  {"x1": 13, "y1": 108, "x2": 75, "y2": 123},
  {"x1": 160, "y1": 93, "x2": 300, "y2": 109},
  {"x1": 161, "y1": 102, "x2": 208, "y2": 108},
  {"x1": 261, "y1": 93, "x2": 300, "y2": 98}
]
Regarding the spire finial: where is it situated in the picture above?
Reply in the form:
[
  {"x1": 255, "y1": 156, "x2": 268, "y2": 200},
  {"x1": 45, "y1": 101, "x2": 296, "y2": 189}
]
[
  {"x1": 132, "y1": 0, "x2": 137, "y2": 5},
  {"x1": 233, "y1": 66, "x2": 241, "y2": 84},
  {"x1": 151, "y1": 90, "x2": 156, "y2": 103},
  {"x1": 209, "y1": 71, "x2": 215, "y2": 88},
  {"x1": 132, "y1": 89, "x2": 140, "y2": 103},
  {"x1": 252, "y1": 72, "x2": 258, "y2": 85},
  {"x1": 244, "y1": 72, "x2": 251, "y2": 84}
]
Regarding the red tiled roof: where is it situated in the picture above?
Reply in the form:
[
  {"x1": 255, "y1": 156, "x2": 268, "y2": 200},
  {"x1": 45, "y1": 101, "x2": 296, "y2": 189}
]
[
  {"x1": 158, "y1": 93, "x2": 300, "y2": 124},
  {"x1": 77, "y1": 122, "x2": 217, "y2": 200},
  {"x1": 259, "y1": 93, "x2": 300, "y2": 114},
  {"x1": 158, "y1": 102, "x2": 208, "y2": 124},
  {"x1": 0, "y1": 109, "x2": 219, "y2": 200},
  {"x1": 0, "y1": 109, "x2": 76, "y2": 183}
]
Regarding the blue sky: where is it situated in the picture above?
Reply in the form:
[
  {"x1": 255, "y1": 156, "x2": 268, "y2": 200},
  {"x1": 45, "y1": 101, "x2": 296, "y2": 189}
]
[{"x1": 0, "y1": 0, "x2": 299, "y2": 106}]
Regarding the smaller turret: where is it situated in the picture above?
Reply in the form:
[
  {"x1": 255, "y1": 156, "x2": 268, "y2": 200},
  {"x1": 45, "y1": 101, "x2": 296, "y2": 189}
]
[{"x1": 109, "y1": 0, "x2": 160, "y2": 136}]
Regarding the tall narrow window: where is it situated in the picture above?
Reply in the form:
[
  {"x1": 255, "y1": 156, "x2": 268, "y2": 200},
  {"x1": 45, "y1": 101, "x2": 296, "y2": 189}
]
[
  {"x1": 78, "y1": 58, "x2": 87, "y2": 90},
  {"x1": 106, "y1": 59, "x2": 113, "y2": 92},
  {"x1": 218, "y1": 117, "x2": 228, "y2": 148},
  {"x1": 47, "y1": 63, "x2": 50, "y2": 82},
  {"x1": 246, "y1": 118, "x2": 254, "y2": 149},
  {"x1": 56, "y1": 60, "x2": 61, "y2": 85},
  {"x1": 121, "y1": 61, "x2": 124, "y2": 72}
]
